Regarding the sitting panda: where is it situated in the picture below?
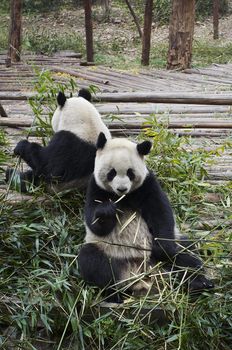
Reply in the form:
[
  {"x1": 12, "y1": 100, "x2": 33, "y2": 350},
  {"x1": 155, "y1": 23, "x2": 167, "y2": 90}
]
[
  {"x1": 78, "y1": 133, "x2": 214, "y2": 302},
  {"x1": 6, "y1": 89, "x2": 111, "y2": 192}
]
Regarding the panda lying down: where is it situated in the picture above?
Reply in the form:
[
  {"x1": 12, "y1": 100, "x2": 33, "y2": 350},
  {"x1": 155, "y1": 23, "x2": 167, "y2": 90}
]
[
  {"x1": 78, "y1": 133, "x2": 214, "y2": 302},
  {"x1": 6, "y1": 88, "x2": 111, "y2": 192}
]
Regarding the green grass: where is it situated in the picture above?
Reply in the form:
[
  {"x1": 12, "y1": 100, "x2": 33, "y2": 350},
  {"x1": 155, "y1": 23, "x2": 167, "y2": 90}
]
[
  {"x1": 94, "y1": 40, "x2": 232, "y2": 70},
  {"x1": 23, "y1": 27, "x2": 85, "y2": 56},
  {"x1": 193, "y1": 40, "x2": 232, "y2": 67}
]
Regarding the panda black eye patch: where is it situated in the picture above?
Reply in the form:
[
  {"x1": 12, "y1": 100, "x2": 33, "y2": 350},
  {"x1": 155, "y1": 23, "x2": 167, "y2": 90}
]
[
  {"x1": 127, "y1": 168, "x2": 135, "y2": 180},
  {"x1": 107, "y1": 168, "x2": 117, "y2": 181}
]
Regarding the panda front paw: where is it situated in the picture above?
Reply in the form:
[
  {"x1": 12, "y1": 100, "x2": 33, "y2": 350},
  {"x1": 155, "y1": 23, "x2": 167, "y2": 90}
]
[
  {"x1": 94, "y1": 201, "x2": 116, "y2": 221},
  {"x1": 14, "y1": 139, "x2": 29, "y2": 157}
]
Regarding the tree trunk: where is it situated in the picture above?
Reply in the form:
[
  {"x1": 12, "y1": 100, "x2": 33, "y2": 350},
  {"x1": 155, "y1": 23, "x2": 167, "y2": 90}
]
[
  {"x1": 213, "y1": 0, "x2": 219, "y2": 39},
  {"x1": 84, "y1": 0, "x2": 94, "y2": 62},
  {"x1": 103, "y1": 0, "x2": 110, "y2": 21},
  {"x1": 141, "y1": 0, "x2": 153, "y2": 66},
  {"x1": 124, "y1": 0, "x2": 142, "y2": 38},
  {"x1": 167, "y1": 0, "x2": 195, "y2": 70},
  {"x1": 8, "y1": 0, "x2": 22, "y2": 62}
]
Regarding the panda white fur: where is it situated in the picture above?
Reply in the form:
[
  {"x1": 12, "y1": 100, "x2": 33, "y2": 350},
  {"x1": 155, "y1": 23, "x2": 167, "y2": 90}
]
[
  {"x1": 78, "y1": 133, "x2": 214, "y2": 302},
  {"x1": 52, "y1": 89, "x2": 110, "y2": 144},
  {"x1": 6, "y1": 89, "x2": 111, "y2": 192}
]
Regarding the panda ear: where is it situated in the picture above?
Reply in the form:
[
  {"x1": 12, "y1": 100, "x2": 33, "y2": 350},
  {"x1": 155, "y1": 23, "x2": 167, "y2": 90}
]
[
  {"x1": 137, "y1": 141, "x2": 152, "y2": 156},
  {"x1": 78, "y1": 88, "x2": 92, "y2": 102},
  {"x1": 97, "y1": 132, "x2": 107, "y2": 150},
  {"x1": 57, "y1": 92, "x2": 66, "y2": 108}
]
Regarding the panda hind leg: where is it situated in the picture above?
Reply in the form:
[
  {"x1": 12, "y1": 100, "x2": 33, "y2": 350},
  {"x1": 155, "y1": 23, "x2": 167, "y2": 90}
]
[
  {"x1": 173, "y1": 251, "x2": 214, "y2": 293},
  {"x1": 78, "y1": 243, "x2": 124, "y2": 303}
]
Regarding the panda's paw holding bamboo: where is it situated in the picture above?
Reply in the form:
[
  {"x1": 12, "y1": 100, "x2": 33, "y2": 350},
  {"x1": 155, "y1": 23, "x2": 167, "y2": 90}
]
[{"x1": 94, "y1": 201, "x2": 116, "y2": 220}]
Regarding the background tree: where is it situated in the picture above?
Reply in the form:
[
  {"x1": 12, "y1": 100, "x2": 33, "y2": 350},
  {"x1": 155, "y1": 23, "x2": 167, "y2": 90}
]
[
  {"x1": 141, "y1": 0, "x2": 153, "y2": 66},
  {"x1": 8, "y1": 0, "x2": 22, "y2": 62},
  {"x1": 84, "y1": 0, "x2": 94, "y2": 62},
  {"x1": 167, "y1": 0, "x2": 195, "y2": 70},
  {"x1": 213, "y1": 0, "x2": 219, "y2": 39}
]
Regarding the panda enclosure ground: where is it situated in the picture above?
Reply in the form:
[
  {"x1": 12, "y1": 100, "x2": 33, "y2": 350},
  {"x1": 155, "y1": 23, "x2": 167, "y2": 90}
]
[{"x1": 0, "y1": 50, "x2": 232, "y2": 348}]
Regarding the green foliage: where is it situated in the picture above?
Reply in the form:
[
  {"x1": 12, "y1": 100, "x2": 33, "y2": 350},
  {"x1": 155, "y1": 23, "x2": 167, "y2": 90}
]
[
  {"x1": 196, "y1": 0, "x2": 229, "y2": 19},
  {"x1": 145, "y1": 118, "x2": 210, "y2": 218},
  {"x1": 153, "y1": 0, "x2": 229, "y2": 24},
  {"x1": 0, "y1": 0, "x2": 9, "y2": 13},
  {"x1": 193, "y1": 40, "x2": 232, "y2": 67},
  {"x1": 0, "y1": 130, "x2": 10, "y2": 177},
  {"x1": 143, "y1": 117, "x2": 231, "y2": 227},
  {"x1": 23, "y1": 28, "x2": 85, "y2": 56},
  {"x1": 28, "y1": 69, "x2": 77, "y2": 144}
]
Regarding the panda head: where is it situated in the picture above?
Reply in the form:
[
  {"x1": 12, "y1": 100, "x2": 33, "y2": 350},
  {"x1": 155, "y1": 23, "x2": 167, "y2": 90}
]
[
  {"x1": 51, "y1": 89, "x2": 111, "y2": 143},
  {"x1": 94, "y1": 133, "x2": 152, "y2": 196}
]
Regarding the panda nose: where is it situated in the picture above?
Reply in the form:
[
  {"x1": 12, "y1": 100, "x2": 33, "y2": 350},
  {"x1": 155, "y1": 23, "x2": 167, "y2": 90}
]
[{"x1": 117, "y1": 187, "x2": 127, "y2": 193}]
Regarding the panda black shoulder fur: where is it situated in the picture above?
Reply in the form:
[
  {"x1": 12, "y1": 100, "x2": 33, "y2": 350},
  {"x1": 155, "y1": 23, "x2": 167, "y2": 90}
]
[
  {"x1": 6, "y1": 89, "x2": 111, "y2": 192},
  {"x1": 78, "y1": 133, "x2": 214, "y2": 302}
]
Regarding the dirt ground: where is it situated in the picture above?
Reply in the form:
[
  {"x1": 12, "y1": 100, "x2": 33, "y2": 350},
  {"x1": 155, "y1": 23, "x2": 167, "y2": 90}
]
[{"x1": 21, "y1": 6, "x2": 232, "y2": 48}]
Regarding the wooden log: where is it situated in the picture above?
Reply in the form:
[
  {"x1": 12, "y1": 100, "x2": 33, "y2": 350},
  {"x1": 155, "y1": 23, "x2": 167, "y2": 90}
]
[
  {"x1": 0, "y1": 118, "x2": 32, "y2": 127},
  {"x1": 49, "y1": 66, "x2": 109, "y2": 85},
  {"x1": 0, "y1": 92, "x2": 35, "y2": 100},
  {"x1": 183, "y1": 69, "x2": 232, "y2": 84},
  {"x1": 97, "y1": 103, "x2": 231, "y2": 115},
  {"x1": 53, "y1": 50, "x2": 82, "y2": 58},
  {"x1": 0, "y1": 104, "x2": 8, "y2": 118},
  {"x1": 109, "y1": 121, "x2": 232, "y2": 129},
  {"x1": 2, "y1": 90, "x2": 232, "y2": 105},
  {"x1": 93, "y1": 92, "x2": 232, "y2": 105}
]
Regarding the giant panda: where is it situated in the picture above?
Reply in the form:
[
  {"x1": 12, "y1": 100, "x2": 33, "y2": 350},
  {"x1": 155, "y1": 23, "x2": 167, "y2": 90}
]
[
  {"x1": 6, "y1": 89, "x2": 111, "y2": 192},
  {"x1": 78, "y1": 133, "x2": 214, "y2": 302}
]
